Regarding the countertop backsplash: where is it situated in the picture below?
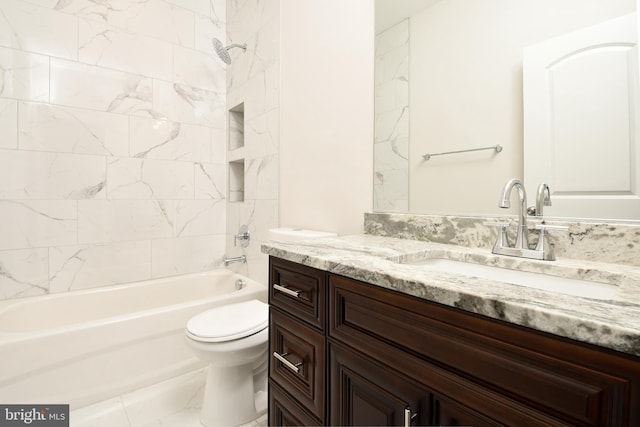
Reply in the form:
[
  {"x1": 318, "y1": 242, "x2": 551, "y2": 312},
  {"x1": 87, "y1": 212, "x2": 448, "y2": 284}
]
[{"x1": 364, "y1": 212, "x2": 640, "y2": 267}]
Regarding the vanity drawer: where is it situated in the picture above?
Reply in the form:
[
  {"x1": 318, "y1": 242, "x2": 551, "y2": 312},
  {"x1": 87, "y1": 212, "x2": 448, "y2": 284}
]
[
  {"x1": 269, "y1": 308, "x2": 326, "y2": 421},
  {"x1": 329, "y1": 274, "x2": 637, "y2": 427},
  {"x1": 269, "y1": 257, "x2": 326, "y2": 331}
]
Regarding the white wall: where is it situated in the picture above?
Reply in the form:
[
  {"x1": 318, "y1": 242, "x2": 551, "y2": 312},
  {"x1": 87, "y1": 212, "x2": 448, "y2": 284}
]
[
  {"x1": 279, "y1": 0, "x2": 374, "y2": 235},
  {"x1": 408, "y1": 0, "x2": 635, "y2": 215}
]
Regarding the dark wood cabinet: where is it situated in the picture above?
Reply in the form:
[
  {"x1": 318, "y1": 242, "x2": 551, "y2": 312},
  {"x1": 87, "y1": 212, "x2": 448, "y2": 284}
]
[
  {"x1": 268, "y1": 256, "x2": 640, "y2": 427},
  {"x1": 269, "y1": 382, "x2": 322, "y2": 426},
  {"x1": 329, "y1": 341, "x2": 432, "y2": 426},
  {"x1": 268, "y1": 257, "x2": 328, "y2": 425},
  {"x1": 434, "y1": 395, "x2": 504, "y2": 427}
]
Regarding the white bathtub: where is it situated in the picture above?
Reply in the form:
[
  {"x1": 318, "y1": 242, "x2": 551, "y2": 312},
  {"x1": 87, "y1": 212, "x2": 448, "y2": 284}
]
[{"x1": 0, "y1": 270, "x2": 267, "y2": 409}]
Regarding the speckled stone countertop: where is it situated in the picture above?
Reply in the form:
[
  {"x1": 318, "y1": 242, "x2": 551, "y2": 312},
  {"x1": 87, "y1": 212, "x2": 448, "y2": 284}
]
[{"x1": 262, "y1": 234, "x2": 640, "y2": 357}]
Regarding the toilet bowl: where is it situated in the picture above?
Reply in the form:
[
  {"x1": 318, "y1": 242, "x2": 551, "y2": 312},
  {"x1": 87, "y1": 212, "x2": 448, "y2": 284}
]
[{"x1": 185, "y1": 299, "x2": 269, "y2": 426}]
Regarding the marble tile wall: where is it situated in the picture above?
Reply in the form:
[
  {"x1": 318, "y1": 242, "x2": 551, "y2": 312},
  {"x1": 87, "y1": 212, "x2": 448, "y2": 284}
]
[
  {"x1": 0, "y1": 0, "x2": 228, "y2": 300},
  {"x1": 225, "y1": 0, "x2": 280, "y2": 283},
  {"x1": 374, "y1": 19, "x2": 409, "y2": 212}
]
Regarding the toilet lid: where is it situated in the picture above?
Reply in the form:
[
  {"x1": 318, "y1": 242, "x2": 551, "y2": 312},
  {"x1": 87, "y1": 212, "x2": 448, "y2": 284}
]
[{"x1": 186, "y1": 299, "x2": 268, "y2": 342}]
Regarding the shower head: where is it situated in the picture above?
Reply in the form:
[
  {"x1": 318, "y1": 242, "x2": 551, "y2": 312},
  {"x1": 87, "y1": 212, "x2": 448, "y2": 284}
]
[{"x1": 212, "y1": 38, "x2": 247, "y2": 64}]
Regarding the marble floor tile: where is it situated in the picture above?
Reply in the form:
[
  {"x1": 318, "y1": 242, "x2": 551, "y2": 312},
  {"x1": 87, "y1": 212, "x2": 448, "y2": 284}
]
[
  {"x1": 141, "y1": 409, "x2": 266, "y2": 427},
  {"x1": 71, "y1": 368, "x2": 267, "y2": 427}
]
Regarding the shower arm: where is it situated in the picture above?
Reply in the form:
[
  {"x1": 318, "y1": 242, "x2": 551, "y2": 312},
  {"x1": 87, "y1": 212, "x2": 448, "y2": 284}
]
[{"x1": 226, "y1": 43, "x2": 247, "y2": 51}]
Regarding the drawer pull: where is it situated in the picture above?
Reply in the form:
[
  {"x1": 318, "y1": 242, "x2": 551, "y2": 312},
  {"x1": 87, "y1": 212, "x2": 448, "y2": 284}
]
[
  {"x1": 404, "y1": 407, "x2": 417, "y2": 427},
  {"x1": 273, "y1": 283, "x2": 301, "y2": 298},
  {"x1": 273, "y1": 351, "x2": 303, "y2": 373}
]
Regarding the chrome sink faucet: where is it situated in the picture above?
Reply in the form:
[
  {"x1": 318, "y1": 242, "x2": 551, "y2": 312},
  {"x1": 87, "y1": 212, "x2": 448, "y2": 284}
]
[
  {"x1": 498, "y1": 178, "x2": 529, "y2": 250},
  {"x1": 488, "y1": 179, "x2": 567, "y2": 261}
]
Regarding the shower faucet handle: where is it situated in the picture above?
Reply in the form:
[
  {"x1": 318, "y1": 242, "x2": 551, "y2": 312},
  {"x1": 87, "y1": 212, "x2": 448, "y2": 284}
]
[{"x1": 234, "y1": 224, "x2": 250, "y2": 248}]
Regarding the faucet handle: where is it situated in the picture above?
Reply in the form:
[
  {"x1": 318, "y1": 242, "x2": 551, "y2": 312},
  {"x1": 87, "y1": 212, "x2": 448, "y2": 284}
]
[
  {"x1": 534, "y1": 224, "x2": 568, "y2": 260},
  {"x1": 483, "y1": 221, "x2": 511, "y2": 251},
  {"x1": 234, "y1": 224, "x2": 250, "y2": 248}
]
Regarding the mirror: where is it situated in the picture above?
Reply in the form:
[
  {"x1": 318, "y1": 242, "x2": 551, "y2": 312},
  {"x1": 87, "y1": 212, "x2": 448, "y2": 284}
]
[{"x1": 374, "y1": 0, "x2": 639, "y2": 221}]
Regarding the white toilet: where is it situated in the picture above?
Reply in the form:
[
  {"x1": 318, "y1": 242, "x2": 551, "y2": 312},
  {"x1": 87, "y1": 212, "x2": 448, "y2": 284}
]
[{"x1": 184, "y1": 299, "x2": 269, "y2": 427}]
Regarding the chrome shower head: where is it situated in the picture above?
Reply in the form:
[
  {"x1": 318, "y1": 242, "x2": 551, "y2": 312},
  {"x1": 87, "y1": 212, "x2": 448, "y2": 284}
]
[{"x1": 212, "y1": 38, "x2": 247, "y2": 64}]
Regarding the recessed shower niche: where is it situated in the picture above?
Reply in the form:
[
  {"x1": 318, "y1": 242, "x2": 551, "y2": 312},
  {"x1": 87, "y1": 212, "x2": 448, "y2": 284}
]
[
  {"x1": 229, "y1": 159, "x2": 245, "y2": 202},
  {"x1": 229, "y1": 103, "x2": 244, "y2": 150},
  {"x1": 228, "y1": 103, "x2": 245, "y2": 202}
]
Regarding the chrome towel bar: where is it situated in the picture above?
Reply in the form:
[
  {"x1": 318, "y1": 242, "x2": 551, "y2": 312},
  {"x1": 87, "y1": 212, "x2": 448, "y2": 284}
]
[{"x1": 422, "y1": 144, "x2": 503, "y2": 161}]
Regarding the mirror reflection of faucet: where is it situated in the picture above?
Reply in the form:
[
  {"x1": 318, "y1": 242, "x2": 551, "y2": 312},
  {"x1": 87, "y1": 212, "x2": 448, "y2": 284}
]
[
  {"x1": 485, "y1": 179, "x2": 567, "y2": 261},
  {"x1": 527, "y1": 183, "x2": 552, "y2": 216}
]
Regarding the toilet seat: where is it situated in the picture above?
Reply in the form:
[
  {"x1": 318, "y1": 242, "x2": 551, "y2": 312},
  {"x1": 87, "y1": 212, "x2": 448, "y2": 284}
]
[{"x1": 186, "y1": 299, "x2": 268, "y2": 343}]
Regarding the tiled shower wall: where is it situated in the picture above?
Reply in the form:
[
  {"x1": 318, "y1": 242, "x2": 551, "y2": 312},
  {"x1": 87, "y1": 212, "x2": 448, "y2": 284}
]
[
  {"x1": 0, "y1": 0, "x2": 228, "y2": 300},
  {"x1": 374, "y1": 19, "x2": 409, "y2": 212},
  {"x1": 225, "y1": 0, "x2": 280, "y2": 283}
]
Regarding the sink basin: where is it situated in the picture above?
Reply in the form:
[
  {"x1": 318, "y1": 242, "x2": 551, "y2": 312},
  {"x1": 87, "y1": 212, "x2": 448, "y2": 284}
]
[
  {"x1": 268, "y1": 228, "x2": 337, "y2": 242},
  {"x1": 406, "y1": 258, "x2": 617, "y2": 300}
]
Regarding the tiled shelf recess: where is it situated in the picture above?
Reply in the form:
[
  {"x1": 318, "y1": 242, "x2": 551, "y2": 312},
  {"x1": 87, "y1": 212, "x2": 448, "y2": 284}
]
[
  {"x1": 229, "y1": 159, "x2": 245, "y2": 202},
  {"x1": 229, "y1": 103, "x2": 245, "y2": 150}
]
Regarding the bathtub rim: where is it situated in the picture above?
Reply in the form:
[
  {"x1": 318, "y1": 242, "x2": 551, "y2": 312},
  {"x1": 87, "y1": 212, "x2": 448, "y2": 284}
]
[{"x1": 0, "y1": 269, "x2": 267, "y2": 340}]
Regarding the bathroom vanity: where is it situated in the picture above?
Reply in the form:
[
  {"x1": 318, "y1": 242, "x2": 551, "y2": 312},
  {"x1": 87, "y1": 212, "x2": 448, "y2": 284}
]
[{"x1": 264, "y1": 223, "x2": 640, "y2": 427}]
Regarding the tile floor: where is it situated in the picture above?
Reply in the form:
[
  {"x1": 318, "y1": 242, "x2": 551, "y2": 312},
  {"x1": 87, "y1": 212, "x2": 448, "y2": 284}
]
[
  {"x1": 141, "y1": 409, "x2": 267, "y2": 427},
  {"x1": 70, "y1": 368, "x2": 268, "y2": 427}
]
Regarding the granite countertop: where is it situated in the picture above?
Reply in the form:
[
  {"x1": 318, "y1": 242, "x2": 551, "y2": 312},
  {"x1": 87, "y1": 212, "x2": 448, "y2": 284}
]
[{"x1": 262, "y1": 234, "x2": 640, "y2": 357}]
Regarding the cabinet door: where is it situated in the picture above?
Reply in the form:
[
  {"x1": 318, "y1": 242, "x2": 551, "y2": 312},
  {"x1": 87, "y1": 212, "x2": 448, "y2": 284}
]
[
  {"x1": 329, "y1": 341, "x2": 431, "y2": 426},
  {"x1": 434, "y1": 395, "x2": 503, "y2": 427},
  {"x1": 269, "y1": 383, "x2": 322, "y2": 427},
  {"x1": 330, "y1": 274, "x2": 639, "y2": 426}
]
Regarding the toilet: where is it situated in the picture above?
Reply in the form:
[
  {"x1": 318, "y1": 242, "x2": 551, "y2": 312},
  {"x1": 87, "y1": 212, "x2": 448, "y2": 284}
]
[{"x1": 185, "y1": 299, "x2": 269, "y2": 427}]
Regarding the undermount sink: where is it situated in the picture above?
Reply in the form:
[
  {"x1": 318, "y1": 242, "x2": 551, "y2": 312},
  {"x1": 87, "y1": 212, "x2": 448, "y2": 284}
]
[
  {"x1": 268, "y1": 228, "x2": 337, "y2": 242},
  {"x1": 406, "y1": 258, "x2": 617, "y2": 300}
]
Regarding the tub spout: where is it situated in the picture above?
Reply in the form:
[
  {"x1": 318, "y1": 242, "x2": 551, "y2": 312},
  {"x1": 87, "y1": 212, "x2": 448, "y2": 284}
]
[{"x1": 223, "y1": 255, "x2": 246, "y2": 266}]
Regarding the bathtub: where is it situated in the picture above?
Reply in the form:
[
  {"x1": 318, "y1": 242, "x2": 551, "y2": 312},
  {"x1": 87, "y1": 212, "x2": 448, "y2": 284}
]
[{"x1": 0, "y1": 270, "x2": 267, "y2": 409}]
